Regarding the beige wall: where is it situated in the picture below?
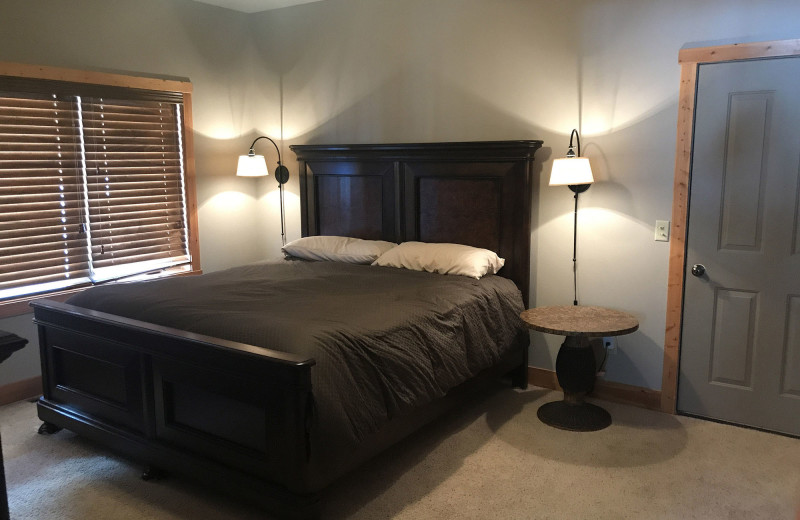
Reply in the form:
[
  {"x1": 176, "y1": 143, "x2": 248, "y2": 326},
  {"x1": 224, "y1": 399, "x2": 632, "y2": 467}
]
[
  {"x1": 252, "y1": 0, "x2": 800, "y2": 390},
  {"x1": 2, "y1": 0, "x2": 799, "y2": 392},
  {"x1": 0, "y1": 0, "x2": 271, "y2": 385}
]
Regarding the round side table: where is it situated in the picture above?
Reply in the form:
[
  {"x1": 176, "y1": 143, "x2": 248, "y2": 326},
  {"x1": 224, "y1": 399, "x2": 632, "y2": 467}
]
[{"x1": 520, "y1": 305, "x2": 638, "y2": 432}]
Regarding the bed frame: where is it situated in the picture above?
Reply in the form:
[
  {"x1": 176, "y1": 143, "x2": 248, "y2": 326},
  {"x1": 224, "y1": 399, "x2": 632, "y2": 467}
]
[{"x1": 31, "y1": 140, "x2": 542, "y2": 518}]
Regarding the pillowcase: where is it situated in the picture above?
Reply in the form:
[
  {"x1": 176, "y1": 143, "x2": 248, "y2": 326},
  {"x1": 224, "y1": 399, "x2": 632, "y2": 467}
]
[
  {"x1": 372, "y1": 241, "x2": 504, "y2": 279},
  {"x1": 282, "y1": 236, "x2": 397, "y2": 264}
]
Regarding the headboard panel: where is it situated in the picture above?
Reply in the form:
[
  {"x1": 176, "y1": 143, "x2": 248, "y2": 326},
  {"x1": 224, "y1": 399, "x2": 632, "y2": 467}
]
[
  {"x1": 309, "y1": 161, "x2": 395, "y2": 241},
  {"x1": 411, "y1": 166, "x2": 503, "y2": 251},
  {"x1": 290, "y1": 141, "x2": 543, "y2": 305}
]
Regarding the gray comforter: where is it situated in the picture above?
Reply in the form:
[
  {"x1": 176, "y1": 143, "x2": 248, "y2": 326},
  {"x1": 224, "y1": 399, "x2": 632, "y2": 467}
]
[{"x1": 67, "y1": 260, "x2": 525, "y2": 465}]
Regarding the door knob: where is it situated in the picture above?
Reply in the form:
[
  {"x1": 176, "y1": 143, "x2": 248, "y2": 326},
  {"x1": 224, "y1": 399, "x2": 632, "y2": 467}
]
[{"x1": 691, "y1": 264, "x2": 706, "y2": 277}]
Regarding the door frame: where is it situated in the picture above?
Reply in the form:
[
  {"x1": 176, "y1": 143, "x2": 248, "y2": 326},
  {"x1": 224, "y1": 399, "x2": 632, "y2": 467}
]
[{"x1": 661, "y1": 38, "x2": 800, "y2": 413}]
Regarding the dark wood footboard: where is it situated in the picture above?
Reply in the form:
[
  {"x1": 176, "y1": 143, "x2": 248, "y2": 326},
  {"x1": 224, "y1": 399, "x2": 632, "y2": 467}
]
[
  {"x1": 32, "y1": 299, "x2": 320, "y2": 517},
  {"x1": 32, "y1": 298, "x2": 528, "y2": 518}
]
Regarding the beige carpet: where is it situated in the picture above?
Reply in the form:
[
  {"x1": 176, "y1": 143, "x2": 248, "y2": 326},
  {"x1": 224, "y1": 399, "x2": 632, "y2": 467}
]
[{"x1": 2, "y1": 386, "x2": 799, "y2": 519}]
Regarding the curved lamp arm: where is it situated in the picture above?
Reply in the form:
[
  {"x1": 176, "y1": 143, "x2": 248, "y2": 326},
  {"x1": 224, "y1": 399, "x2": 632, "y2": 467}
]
[
  {"x1": 566, "y1": 128, "x2": 581, "y2": 158},
  {"x1": 246, "y1": 136, "x2": 290, "y2": 184}
]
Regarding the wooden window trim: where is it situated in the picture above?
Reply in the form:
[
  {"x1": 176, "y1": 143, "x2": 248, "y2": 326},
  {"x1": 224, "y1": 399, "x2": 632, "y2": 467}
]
[
  {"x1": 661, "y1": 39, "x2": 800, "y2": 413},
  {"x1": 0, "y1": 62, "x2": 201, "y2": 319}
]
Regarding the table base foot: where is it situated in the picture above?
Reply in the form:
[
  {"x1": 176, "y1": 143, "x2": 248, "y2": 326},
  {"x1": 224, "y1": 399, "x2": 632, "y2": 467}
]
[{"x1": 537, "y1": 400, "x2": 611, "y2": 432}]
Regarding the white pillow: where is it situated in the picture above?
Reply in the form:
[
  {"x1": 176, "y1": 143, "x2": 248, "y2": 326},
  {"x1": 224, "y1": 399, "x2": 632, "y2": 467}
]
[
  {"x1": 282, "y1": 236, "x2": 397, "y2": 264},
  {"x1": 372, "y1": 241, "x2": 504, "y2": 279}
]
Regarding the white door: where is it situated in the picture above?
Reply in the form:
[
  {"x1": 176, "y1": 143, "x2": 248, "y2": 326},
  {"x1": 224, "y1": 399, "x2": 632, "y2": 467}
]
[{"x1": 678, "y1": 56, "x2": 800, "y2": 436}]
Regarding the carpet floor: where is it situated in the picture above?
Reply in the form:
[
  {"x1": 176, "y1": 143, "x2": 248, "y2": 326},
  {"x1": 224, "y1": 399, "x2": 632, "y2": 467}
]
[{"x1": 2, "y1": 386, "x2": 799, "y2": 519}]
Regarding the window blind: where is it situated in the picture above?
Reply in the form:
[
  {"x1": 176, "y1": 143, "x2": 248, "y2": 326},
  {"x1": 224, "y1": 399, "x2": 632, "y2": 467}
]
[
  {"x1": 0, "y1": 92, "x2": 92, "y2": 299},
  {"x1": 0, "y1": 79, "x2": 191, "y2": 301},
  {"x1": 81, "y1": 96, "x2": 190, "y2": 282}
]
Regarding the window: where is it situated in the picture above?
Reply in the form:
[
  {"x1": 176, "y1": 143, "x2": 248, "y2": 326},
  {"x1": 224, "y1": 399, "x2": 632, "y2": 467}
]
[{"x1": 0, "y1": 64, "x2": 200, "y2": 315}]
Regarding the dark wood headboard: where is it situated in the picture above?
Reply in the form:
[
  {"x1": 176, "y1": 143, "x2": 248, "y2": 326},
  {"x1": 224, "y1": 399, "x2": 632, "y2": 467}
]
[{"x1": 289, "y1": 141, "x2": 543, "y2": 305}]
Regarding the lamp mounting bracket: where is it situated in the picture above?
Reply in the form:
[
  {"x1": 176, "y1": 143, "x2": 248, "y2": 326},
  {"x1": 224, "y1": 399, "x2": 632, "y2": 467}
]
[{"x1": 274, "y1": 165, "x2": 290, "y2": 184}]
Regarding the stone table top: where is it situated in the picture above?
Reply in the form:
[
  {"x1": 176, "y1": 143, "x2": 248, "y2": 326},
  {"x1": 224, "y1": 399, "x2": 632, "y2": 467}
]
[{"x1": 520, "y1": 305, "x2": 639, "y2": 337}]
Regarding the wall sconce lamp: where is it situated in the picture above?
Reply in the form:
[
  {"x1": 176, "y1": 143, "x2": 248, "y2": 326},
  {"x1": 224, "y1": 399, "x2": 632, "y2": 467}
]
[
  {"x1": 237, "y1": 136, "x2": 290, "y2": 246},
  {"x1": 549, "y1": 129, "x2": 594, "y2": 306}
]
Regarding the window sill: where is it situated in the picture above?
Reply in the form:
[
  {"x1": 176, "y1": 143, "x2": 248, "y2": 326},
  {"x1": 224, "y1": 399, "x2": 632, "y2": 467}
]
[{"x1": 0, "y1": 266, "x2": 203, "y2": 319}]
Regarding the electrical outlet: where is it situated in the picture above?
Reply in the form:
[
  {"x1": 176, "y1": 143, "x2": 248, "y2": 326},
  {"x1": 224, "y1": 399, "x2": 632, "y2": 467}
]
[
  {"x1": 655, "y1": 220, "x2": 670, "y2": 242},
  {"x1": 603, "y1": 337, "x2": 617, "y2": 351}
]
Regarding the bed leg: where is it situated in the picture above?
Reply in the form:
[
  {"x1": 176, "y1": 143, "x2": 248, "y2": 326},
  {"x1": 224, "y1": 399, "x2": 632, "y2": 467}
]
[
  {"x1": 511, "y1": 363, "x2": 528, "y2": 389},
  {"x1": 511, "y1": 339, "x2": 529, "y2": 389},
  {"x1": 141, "y1": 465, "x2": 167, "y2": 482},
  {"x1": 37, "y1": 422, "x2": 62, "y2": 435}
]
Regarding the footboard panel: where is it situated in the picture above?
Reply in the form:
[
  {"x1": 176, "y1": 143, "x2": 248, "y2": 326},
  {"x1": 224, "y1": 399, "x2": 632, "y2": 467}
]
[
  {"x1": 42, "y1": 325, "x2": 148, "y2": 434},
  {"x1": 32, "y1": 300, "x2": 316, "y2": 499}
]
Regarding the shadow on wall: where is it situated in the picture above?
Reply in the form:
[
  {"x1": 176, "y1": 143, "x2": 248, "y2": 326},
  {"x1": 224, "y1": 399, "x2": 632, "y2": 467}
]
[
  {"x1": 284, "y1": 69, "x2": 563, "y2": 144},
  {"x1": 600, "y1": 331, "x2": 665, "y2": 390},
  {"x1": 528, "y1": 143, "x2": 550, "y2": 310},
  {"x1": 193, "y1": 132, "x2": 244, "y2": 182},
  {"x1": 167, "y1": 0, "x2": 254, "y2": 137},
  {"x1": 249, "y1": 0, "x2": 581, "y2": 139}
]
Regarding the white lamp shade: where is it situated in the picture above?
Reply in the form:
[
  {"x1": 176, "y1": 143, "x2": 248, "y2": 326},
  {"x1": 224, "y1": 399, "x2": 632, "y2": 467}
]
[
  {"x1": 549, "y1": 157, "x2": 594, "y2": 186},
  {"x1": 237, "y1": 154, "x2": 269, "y2": 177}
]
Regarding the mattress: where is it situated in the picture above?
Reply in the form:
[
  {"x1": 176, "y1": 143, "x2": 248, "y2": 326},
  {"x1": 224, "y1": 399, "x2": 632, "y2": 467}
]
[{"x1": 67, "y1": 260, "x2": 525, "y2": 467}]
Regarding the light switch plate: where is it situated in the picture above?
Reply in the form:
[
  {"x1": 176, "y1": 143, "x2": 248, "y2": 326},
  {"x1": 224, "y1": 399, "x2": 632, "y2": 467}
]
[{"x1": 655, "y1": 220, "x2": 670, "y2": 242}]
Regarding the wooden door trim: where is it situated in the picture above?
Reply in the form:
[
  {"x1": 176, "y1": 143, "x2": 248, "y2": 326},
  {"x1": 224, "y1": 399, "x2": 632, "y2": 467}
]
[{"x1": 661, "y1": 39, "x2": 800, "y2": 413}]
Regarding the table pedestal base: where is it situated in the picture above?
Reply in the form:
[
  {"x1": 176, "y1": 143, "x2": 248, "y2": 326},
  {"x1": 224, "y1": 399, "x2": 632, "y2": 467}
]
[
  {"x1": 538, "y1": 334, "x2": 611, "y2": 432},
  {"x1": 537, "y1": 400, "x2": 611, "y2": 432}
]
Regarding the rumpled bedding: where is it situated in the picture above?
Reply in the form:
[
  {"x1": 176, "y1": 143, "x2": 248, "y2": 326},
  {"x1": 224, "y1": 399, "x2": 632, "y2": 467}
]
[{"x1": 67, "y1": 260, "x2": 525, "y2": 469}]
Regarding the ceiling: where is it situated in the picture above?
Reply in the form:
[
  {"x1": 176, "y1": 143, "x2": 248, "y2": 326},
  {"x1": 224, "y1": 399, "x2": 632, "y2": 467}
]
[{"x1": 189, "y1": 0, "x2": 323, "y2": 13}]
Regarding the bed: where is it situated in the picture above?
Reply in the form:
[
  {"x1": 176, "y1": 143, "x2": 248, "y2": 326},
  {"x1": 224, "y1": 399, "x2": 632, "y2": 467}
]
[{"x1": 31, "y1": 140, "x2": 543, "y2": 518}]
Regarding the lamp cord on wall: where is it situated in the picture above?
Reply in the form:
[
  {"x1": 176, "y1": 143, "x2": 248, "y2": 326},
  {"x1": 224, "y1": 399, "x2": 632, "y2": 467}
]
[
  {"x1": 279, "y1": 182, "x2": 286, "y2": 247},
  {"x1": 279, "y1": 75, "x2": 286, "y2": 247},
  {"x1": 573, "y1": 191, "x2": 579, "y2": 306}
]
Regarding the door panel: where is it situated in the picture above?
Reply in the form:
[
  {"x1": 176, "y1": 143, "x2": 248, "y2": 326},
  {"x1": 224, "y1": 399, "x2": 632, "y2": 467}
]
[
  {"x1": 718, "y1": 92, "x2": 770, "y2": 251},
  {"x1": 709, "y1": 288, "x2": 757, "y2": 388},
  {"x1": 782, "y1": 296, "x2": 800, "y2": 397},
  {"x1": 678, "y1": 56, "x2": 800, "y2": 436}
]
